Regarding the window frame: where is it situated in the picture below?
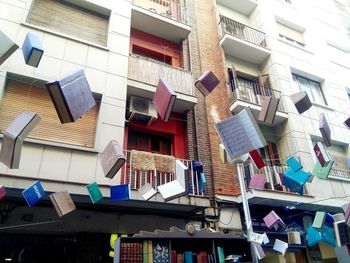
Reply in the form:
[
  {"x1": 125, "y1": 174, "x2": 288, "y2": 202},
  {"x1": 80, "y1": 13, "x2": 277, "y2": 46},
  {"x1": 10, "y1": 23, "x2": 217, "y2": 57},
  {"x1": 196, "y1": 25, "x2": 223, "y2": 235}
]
[{"x1": 292, "y1": 73, "x2": 327, "y2": 105}]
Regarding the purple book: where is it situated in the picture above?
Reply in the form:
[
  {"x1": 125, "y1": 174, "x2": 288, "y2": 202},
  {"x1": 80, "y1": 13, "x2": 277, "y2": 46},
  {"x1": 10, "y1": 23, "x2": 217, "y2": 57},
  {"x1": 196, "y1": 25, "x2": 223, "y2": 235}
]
[
  {"x1": 313, "y1": 142, "x2": 331, "y2": 167},
  {"x1": 249, "y1": 174, "x2": 266, "y2": 190},
  {"x1": 319, "y1": 113, "x2": 331, "y2": 147},
  {"x1": 344, "y1": 117, "x2": 350, "y2": 129},
  {"x1": 152, "y1": 78, "x2": 176, "y2": 122},
  {"x1": 263, "y1": 210, "x2": 286, "y2": 229},
  {"x1": 0, "y1": 185, "x2": 6, "y2": 201},
  {"x1": 290, "y1": 91, "x2": 312, "y2": 114},
  {"x1": 195, "y1": 70, "x2": 220, "y2": 96}
]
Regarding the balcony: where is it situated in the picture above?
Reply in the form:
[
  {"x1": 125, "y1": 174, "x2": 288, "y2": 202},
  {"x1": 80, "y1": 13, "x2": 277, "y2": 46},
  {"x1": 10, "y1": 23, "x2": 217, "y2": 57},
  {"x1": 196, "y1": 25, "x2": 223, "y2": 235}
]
[
  {"x1": 216, "y1": 0, "x2": 258, "y2": 15},
  {"x1": 131, "y1": 0, "x2": 191, "y2": 43},
  {"x1": 328, "y1": 168, "x2": 350, "y2": 182},
  {"x1": 127, "y1": 54, "x2": 196, "y2": 112},
  {"x1": 228, "y1": 78, "x2": 288, "y2": 127},
  {"x1": 219, "y1": 15, "x2": 271, "y2": 65},
  {"x1": 120, "y1": 150, "x2": 205, "y2": 199}
]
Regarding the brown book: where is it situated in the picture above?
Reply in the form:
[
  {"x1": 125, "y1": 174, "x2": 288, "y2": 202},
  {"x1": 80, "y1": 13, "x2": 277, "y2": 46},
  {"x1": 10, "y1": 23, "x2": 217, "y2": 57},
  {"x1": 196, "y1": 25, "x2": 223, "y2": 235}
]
[
  {"x1": 100, "y1": 140, "x2": 126, "y2": 179},
  {"x1": 258, "y1": 96, "x2": 279, "y2": 124},
  {"x1": 290, "y1": 91, "x2": 312, "y2": 114},
  {"x1": 49, "y1": 191, "x2": 76, "y2": 217}
]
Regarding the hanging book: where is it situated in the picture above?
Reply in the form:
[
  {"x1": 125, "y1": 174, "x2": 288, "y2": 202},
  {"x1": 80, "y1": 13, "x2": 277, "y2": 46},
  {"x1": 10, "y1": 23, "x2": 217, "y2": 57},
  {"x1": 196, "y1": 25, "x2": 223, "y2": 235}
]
[
  {"x1": 334, "y1": 220, "x2": 350, "y2": 247},
  {"x1": 110, "y1": 184, "x2": 130, "y2": 201},
  {"x1": 263, "y1": 210, "x2": 286, "y2": 229},
  {"x1": 138, "y1": 183, "x2": 156, "y2": 200},
  {"x1": 313, "y1": 142, "x2": 331, "y2": 167},
  {"x1": 248, "y1": 231, "x2": 264, "y2": 244},
  {"x1": 306, "y1": 226, "x2": 322, "y2": 246},
  {"x1": 152, "y1": 78, "x2": 176, "y2": 122},
  {"x1": 321, "y1": 225, "x2": 336, "y2": 247},
  {"x1": 283, "y1": 168, "x2": 311, "y2": 195},
  {"x1": 195, "y1": 70, "x2": 220, "y2": 96},
  {"x1": 49, "y1": 191, "x2": 76, "y2": 217},
  {"x1": 290, "y1": 91, "x2": 312, "y2": 114},
  {"x1": 0, "y1": 111, "x2": 40, "y2": 169},
  {"x1": 100, "y1": 140, "x2": 126, "y2": 179},
  {"x1": 319, "y1": 113, "x2": 331, "y2": 147},
  {"x1": 287, "y1": 231, "x2": 301, "y2": 245},
  {"x1": 333, "y1": 213, "x2": 345, "y2": 223},
  {"x1": 215, "y1": 107, "x2": 267, "y2": 160},
  {"x1": 0, "y1": 30, "x2": 19, "y2": 65},
  {"x1": 22, "y1": 180, "x2": 45, "y2": 207},
  {"x1": 86, "y1": 182, "x2": 103, "y2": 204},
  {"x1": 273, "y1": 239, "x2": 288, "y2": 256},
  {"x1": 0, "y1": 185, "x2": 6, "y2": 201},
  {"x1": 286, "y1": 156, "x2": 302, "y2": 172},
  {"x1": 312, "y1": 211, "x2": 326, "y2": 229},
  {"x1": 312, "y1": 159, "x2": 334, "y2": 180},
  {"x1": 248, "y1": 174, "x2": 266, "y2": 190},
  {"x1": 253, "y1": 243, "x2": 265, "y2": 260},
  {"x1": 46, "y1": 68, "x2": 96, "y2": 123},
  {"x1": 249, "y1": 149, "x2": 265, "y2": 169},
  {"x1": 344, "y1": 117, "x2": 350, "y2": 129},
  {"x1": 22, "y1": 32, "x2": 44, "y2": 67},
  {"x1": 262, "y1": 232, "x2": 269, "y2": 244},
  {"x1": 258, "y1": 96, "x2": 280, "y2": 125},
  {"x1": 345, "y1": 202, "x2": 350, "y2": 222}
]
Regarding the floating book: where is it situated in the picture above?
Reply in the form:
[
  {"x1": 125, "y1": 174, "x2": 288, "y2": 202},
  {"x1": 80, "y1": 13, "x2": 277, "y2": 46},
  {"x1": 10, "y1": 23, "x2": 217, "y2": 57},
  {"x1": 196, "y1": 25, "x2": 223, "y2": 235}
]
[
  {"x1": 157, "y1": 160, "x2": 187, "y2": 202},
  {"x1": 253, "y1": 243, "x2": 265, "y2": 260},
  {"x1": 313, "y1": 142, "x2": 331, "y2": 167},
  {"x1": 258, "y1": 96, "x2": 280, "y2": 125},
  {"x1": 286, "y1": 156, "x2": 302, "y2": 172},
  {"x1": 319, "y1": 113, "x2": 331, "y2": 147},
  {"x1": 22, "y1": 180, "x2": 45, "y2": 207},
  {"x1": 307, "y1": 226, "x2": 322, "y2": 246},
  {"x1": 100, "y1": 140, "x2": 126, "y2": 179},
  {"x1": 290, "y1": 91, "x2": 312, "y2": 114},
  {"x1": 287, "y1": 231, "x2": 301, "y2": 245},
  {"x1": 152, "y1": 78, "x2": 176, "y2": 122},
  {"x1": 0, "y1": 111, "x2": 40, "y2": 169},
  {"x1": 195, "y1": 70, "x2": 220, "y2": 96},
  {"x1": 334, "y1": 220, "x2": 350, "y2": 247},
  {"x1": 312, "y1": 159, "x2": 334, "y2": 180},
  {"x1": 215, "y1": 108, "x2": 267, "y2": 160},
  {"x1": 110, "y1": 184, "x2": 130, "y2": 201},
  {"x1": 273, "y1": 239, "x2": 288, "y2": 256},
  {"x1": 321, "y1": 225, "x2": 336, "y2": 247},
  {"x1": 248, "y1": 231, "x2": 264, "y2": 244},
  {"x1": 49, "y1": 191, "x2": 76, "y2": 217},
  {"x1": 344, "y1": 117, "x2": 350, "y2": 129},
  {"x1": 138, "y1": 183, "x2": 156, "y2": 200},
  {"x1": 312, "y1": 211, "x2": 326, "y2": 229},
  {"x1": 262, "y1": 232, "x2": 269, "y2": 244},
  {"x1": 333, "y1": 213, "x2": 345, "y2": 223},
  {"x1": 46, "y1": 69, "x2": 96, "y2": 123},
  {"x1": 22, "y1": 32, "x2": 44, "y2": 67},
  {"x1": 0, "y1": 30, "x2": 19, "y2": 65},
  {"x1": 249, "y1": 149, "x2": 265, "y2": 169},
  {"x1": 283, "y1": 168, "x2": 311, "y2": 195},
  {"x1": 263, "y1": 210, "x2": 286, "y2": 229},
  {"x1": 249, "y1": 174, "x2": 266, "y2": 190},
  {"x1": 345, "y1": 202, "x2": 350, "y2": 222},
  {"x1": 86, "y1": 182, "x2": 103, "y2": 204},
  {"x1": 0, "y1": 185, "x2": 6, "y2": 201}
]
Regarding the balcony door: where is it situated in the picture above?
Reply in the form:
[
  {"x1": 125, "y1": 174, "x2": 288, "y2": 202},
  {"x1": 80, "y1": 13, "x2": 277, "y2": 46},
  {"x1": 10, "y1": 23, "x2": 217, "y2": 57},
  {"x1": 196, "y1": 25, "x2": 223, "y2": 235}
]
[{"x1": 127, "y1": 130, "x2": 172, "y2": 155}]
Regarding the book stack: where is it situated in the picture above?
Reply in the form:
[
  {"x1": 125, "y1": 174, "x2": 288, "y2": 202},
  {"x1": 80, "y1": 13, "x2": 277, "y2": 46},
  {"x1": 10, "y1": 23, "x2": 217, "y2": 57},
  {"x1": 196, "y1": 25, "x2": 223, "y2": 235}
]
[
  {"x1": 110, "y1": 184, "x2": 130, "y2": 201},
  {"x1": 120, "y1": 242, "x2": 143, "y2": 263},
  {"x1": 195, "y1": 70, "x2": 220, "y2": 96},
  {"x1": 86, "y1": 182, "x2": 103, "y2": 204},
  {"x1": 49, "y1": 191, "x2": 76, "y2": 217},
  {"x1": 215, "y1": 108, "x2": 267, "y2": 160},
  {"x1": 249, "y1": 149, "x2": 265, "y2": 169},
  {"x1": 248, "y1": 174, "x2": 266, "y2": 190},
  {"x1": 312, "y1": 211, "x2": 326, "y2": 229},
  {"x1": 100, "y1": 140, "x2": 126, "y2": 179},
  {"x1": 0, "y1": 111, "x2": 40, "y2": 169},
  {"x1": 290, "y1": 91, "x2": 312, "y2": 114},
  {"x1": 319, "y1": 113, "x2": 331, "y2": 147},
  {"x1": 0, "y1": 30, "x2": 19, "y2": 65},
  {"x1": 263, "y1": 210, "x2": 286, "y2": 229},
  {"x1": 287, "y1": 231, "x2": 301, "y2": 245},
  {"x1": 22, "y1": 32, "x2": 44, "y2": 67},
  {"x1": 283, "y1": 157, "x2": 311, "y2": 195},
  {"x1": 273, "y1": 239, "x2": 288, "y2": 256},
  {"x1": 22, "y1": 180, "x2": 46, "y2": 207},
  {"x1": 0, "y1": 185, "x2": 6, "y2": 201},
  {"x1": 258, "y1": 96, "x2": 280, "y2": 125},
  {"x1": 152, "y1": 78, "x2": 177, "y2": 122},
  {"x1": 46, "y1": 69, "x2": 96, "y2": 123}
]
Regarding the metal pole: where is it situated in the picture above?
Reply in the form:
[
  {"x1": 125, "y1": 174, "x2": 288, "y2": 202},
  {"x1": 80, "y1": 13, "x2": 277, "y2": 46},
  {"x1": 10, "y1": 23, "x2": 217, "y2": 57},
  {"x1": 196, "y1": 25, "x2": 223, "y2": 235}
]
[{"x1": 236, "y1": 162, "x2": 259, "y2": 262}]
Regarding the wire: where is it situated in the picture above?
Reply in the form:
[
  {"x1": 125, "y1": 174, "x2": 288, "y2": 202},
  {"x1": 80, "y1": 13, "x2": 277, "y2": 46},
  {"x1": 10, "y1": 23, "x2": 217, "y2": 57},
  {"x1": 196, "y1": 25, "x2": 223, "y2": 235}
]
[{"x1": 0, "y1": 220, "x2": 61, "y2": 230}]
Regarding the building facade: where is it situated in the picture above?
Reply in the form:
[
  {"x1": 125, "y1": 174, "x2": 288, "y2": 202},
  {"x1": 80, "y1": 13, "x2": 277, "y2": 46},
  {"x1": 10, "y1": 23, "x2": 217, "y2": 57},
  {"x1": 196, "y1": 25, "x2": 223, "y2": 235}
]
[{"x1": 1, "y1": 0, "x2": 350, "y2": 262}]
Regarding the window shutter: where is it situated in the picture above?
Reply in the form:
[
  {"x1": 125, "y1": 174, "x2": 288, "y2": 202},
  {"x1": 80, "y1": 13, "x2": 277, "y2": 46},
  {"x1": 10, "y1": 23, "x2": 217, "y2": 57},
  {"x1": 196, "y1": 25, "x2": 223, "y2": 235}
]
[
  {"x1": 277, "y1": 22, "x2": 304, "y2": 44},
  {"x1": 228, "y1": 67, "x2": 238, "y2": 92},
  {"x1": 0, "y1": 80, "x2": 99, "y2": 148}
]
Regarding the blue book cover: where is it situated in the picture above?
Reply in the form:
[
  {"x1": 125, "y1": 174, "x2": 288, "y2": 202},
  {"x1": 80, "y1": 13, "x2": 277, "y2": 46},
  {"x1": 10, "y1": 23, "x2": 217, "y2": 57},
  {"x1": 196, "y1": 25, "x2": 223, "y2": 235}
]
[
  {"x1": 22, "y1": 32, "x2": 44, "y2": 67},
  {"x1": 283, "y1": 168, "x2": 311, "y2": 195},
  {"x1": 321, "y1": 225, "x2": 336, "y2": 247},
  {"x1": 183, "y1": 251, "x2": 193, "y2": 263},
  {"x1": 286, "y1": 157, "x2": 302, "y2": 172},
  {"x1": 110, "y1": 184, "x2": 130, "y2": 201},
  {"x1": 306, "y1": 226, "x2": 322, "y2": 247},
  {"x1": 22, "y1": 180, "x2": 45, "y2": 207}
]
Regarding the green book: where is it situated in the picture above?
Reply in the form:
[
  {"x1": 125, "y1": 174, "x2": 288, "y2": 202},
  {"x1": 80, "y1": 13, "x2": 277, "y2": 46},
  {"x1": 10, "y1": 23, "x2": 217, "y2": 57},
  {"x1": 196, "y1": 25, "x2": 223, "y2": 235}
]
[
  {"x1": 86, "y1": 182, "x2": 103, "y2": 204},
  {"x1": 143, "y1": 240, "x2": 148, "y2": 263},
  {"x1": 217, "y1": 247, "x2": 225, "y2": 263},
  {"x1": 312, "y1": 160, "x2": 334, "y2": 180},
  {"x1": 312, "y1": 211, "x2": 326, "y2": 229}
]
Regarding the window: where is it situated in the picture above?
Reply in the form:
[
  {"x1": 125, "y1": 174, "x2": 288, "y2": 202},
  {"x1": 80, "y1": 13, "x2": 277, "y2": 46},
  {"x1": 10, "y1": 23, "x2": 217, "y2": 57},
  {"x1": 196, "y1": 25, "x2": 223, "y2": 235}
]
[
  {"x1": 292, "y1": 74, "x2": 326, "y2": 105},
  {"x1": 27, "y1": 0, "x2": 109, "y2": 46},
  {"x1": 132, "y1": 45, "x2": 172, "y2": 65},
  {"x1": 277, "y1": 22, "x2": 305, "y2": 47},
  {"x1": 128, "y1": 130, "x2": 172, "y2": 155},
  {"x1": 0, "y1": 79, "x2": 99, "y2": 148}
]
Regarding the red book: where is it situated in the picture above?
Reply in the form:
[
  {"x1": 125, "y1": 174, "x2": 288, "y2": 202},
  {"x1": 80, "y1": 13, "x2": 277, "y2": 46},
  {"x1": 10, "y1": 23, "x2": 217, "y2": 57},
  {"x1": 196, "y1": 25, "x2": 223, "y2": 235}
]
[
  {"x1": 177, "y1": 253, "x2": 183, "y2": 263},
  {"x1": 152, "y1": 78, "x2": 177, "y2": 122},
  {"x1": 249, "y1": 149, "x2": 265, "y2": 169},
  {"x1": 313, "y1": 142, "x2": 331, "y2": 167}
]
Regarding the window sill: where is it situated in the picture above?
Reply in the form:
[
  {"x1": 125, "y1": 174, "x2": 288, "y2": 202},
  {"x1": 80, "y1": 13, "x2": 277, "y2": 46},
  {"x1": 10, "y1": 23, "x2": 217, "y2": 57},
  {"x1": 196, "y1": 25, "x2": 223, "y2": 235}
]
[
  {"x1": 21, "y1": 22, "x2": 109, "y2": 52},
  {"x1": 311, "y1": 102, "x2": 336, "y2": 111},
  {"x1": 278, "y1": 38, "x2": 313, "y2": 54},
  {"x1": 0, "y1": 134, "x2": 99, "y2": 154},
  {"x1": 329, "y1": 59, "x2": 350, "y2": 70}
]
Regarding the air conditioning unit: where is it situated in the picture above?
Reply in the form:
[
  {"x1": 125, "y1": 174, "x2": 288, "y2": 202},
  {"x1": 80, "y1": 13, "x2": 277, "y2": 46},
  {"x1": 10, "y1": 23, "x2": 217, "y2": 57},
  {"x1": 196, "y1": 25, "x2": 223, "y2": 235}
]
[{"x1": 128, "y1": 96, "x2": 158, "y2": 124}]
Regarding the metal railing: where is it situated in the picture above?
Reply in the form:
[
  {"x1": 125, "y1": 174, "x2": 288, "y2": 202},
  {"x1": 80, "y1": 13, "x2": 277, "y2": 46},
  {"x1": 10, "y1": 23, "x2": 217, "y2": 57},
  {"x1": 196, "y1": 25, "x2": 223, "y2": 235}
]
[
  {"x1": 230, "y1": 78, "x2": 284, "y2": 111},
  {"x1": 329, "y1": 168, "x2": 350, "y2": 182},
  {"x1": 219, "y1": 15, "x2": 268, "y2": 48},
  {"x1": 128, "y1": 53, "x2": 195, "y2": 96},
  {"x1": 132, "y1": 0, "x2": 187, "y2": 24},
  {"x1": 120, "y1": 150, "x2": 205, "y2": 197}
]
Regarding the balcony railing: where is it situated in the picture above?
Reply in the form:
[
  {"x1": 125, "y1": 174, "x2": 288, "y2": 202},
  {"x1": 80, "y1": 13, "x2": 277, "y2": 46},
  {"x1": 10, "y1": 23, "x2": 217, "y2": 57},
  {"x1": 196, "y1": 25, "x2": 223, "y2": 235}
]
[
  {"x1": 133, "y1": 0, "x2": 187, "y2": 24},
  {"x1": 329, "y1": 168, "x2": 350, "y2": 182},
  {"x1": 244, "y1": 161, "x2": 309, "y2": 194},
  {"x1": 229, "y1": 78, "x2": 284, "y2": 112},
  {"x1": 219, "y1": 15, "x2": 267, "y2": 48},
  {"x1": 128, "y1": 54, "x2": 195, "y2": 96},
  {"x1": 120, "y1": 150, "x2": 205, "y2": 197}
]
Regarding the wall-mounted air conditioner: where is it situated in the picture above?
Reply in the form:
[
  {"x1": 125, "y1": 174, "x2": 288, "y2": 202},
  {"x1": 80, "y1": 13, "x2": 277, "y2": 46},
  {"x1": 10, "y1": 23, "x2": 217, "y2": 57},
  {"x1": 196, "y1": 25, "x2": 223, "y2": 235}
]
[{"x1": 128, "y1": 96, "x2": 158, "y2": 124}]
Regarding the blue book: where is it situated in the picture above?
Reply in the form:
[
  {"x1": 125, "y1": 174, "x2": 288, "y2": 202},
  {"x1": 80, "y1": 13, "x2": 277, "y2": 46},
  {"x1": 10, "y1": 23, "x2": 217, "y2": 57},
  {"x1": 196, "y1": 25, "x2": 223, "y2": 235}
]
[
  {"x1": 283, "y1": 168, "x2": 311, "y2": 195},
  {"x1": 321, "y1": 225, "x2": 336, "y2": 247},
  {"x1": 22, "y1": 32, "x2": 44, "y2": 67},
  {"x1": 110, "y1": 184, "x2": 130, "y2": 201},
  {"x1": 286, "y1": 156, "x2": 302, "y2": 172},
  {"x1": 306, "y1": 226, "x2": 322, "y2": 247},
  {"x1": 183, "y1": 251, "x2": 193, "y2": 263},
  {"x1": 22, "y1": 180, "x2": 45, "y2": 207}
]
